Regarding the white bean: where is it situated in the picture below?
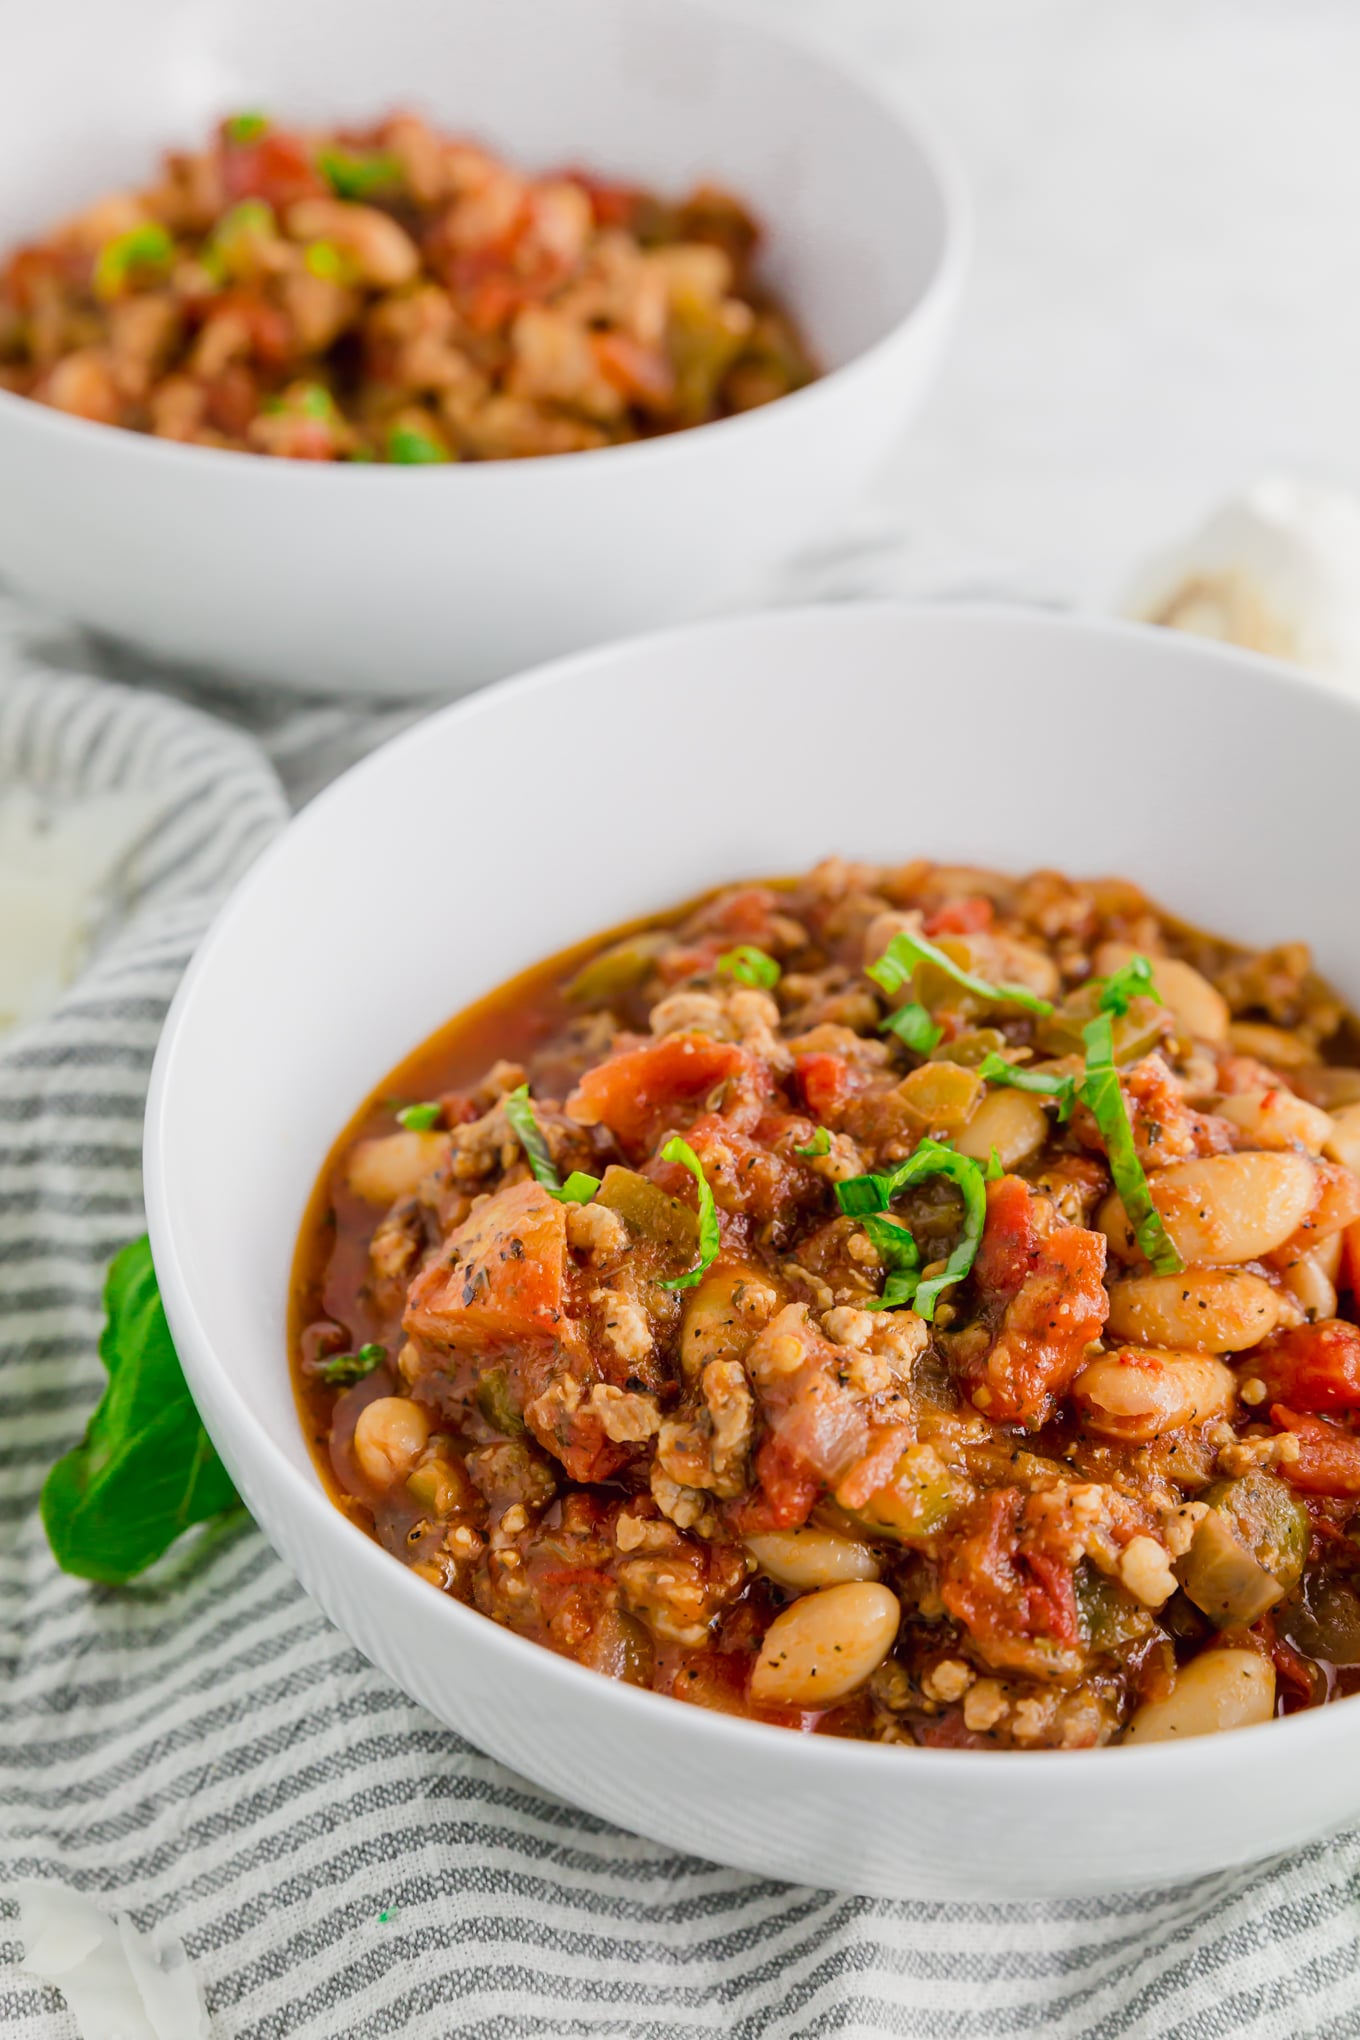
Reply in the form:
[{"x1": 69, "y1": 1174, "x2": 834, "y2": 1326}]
[
  {"x1": 1226, "y1": 1021, "x2": 1313, "y2": 1069},
  {"x1": 286, "y1": 199, "x2": 420, "y2": 284},
  {"x1": 1123, "y1": 1649, "x2": 1275, "y2": 1743},
  {"x1": 750, "y1": 1582, "x2": 900, "y2": 1706},
  {"x1": 1283, "y1": 1242, "x2": 1340, "y2": 1321},
  {"x1": 1104, "y1": 1269, "x2": 1285, "y2": 1352},
  {"x1": 1325, "y1": 1101, "x2": 1360, "y2": 1178},
  {"x1": 1100, "y1": 1150, "x2": 1317, "y2": 1266},
  {"x1": 354, "y1": 1396, "x2": 431, "y2": 1488},
  {"x1": 346, "y1": 1129, "x2": 450, "y2": 1204},
  {"x1": 1217, "y1": 1088, "x2": 1333, "y2": 1155},
  {"x1": 953, "y1": 1086, "x2": 1050, "y2": 1169},
  {"x1": 1071, "y1": 1348, "x2": 1236, "y2": 1441},
  {"x1": 1097, "y1": 943, "x2": 1229, "y2": 1044},
  {"x1": 746, "y1": 1529, "x2": 881, "y2": 1591}
]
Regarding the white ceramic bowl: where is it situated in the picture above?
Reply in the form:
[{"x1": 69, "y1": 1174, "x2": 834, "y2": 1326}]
[
  {"x1": 145, "y1": 605, "x2": 1360, "y2": 1900},
  {"x1": 0, "y1": 0, "x2": 965, "y2": 698}
]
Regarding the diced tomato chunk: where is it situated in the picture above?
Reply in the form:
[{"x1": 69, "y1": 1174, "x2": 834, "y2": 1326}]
[
  {"x1": 1253, "y1": 1321, "x2": 1360, "y2": 1414},
  {"x1": 730, "y1": 1433, "x2": 821, "y2": 1533},
  {"x1": 971, "y1": 1179, "x2": 1108, "y2": 1426},
  {"x1": 973, "y1": 1174, "x2": 1044, "y2": 1297},
  {"x1": 222, "y1": 131, "x2": 326, "y2": 208},
  {"x1": 795, "y1": 1052, "x2": 862, "y2": 1122},
  {"x1": 569, "y1": 1032, "x2": 750, "y2": 1158},
  {"x1": 941, "y1": 1489, "x2": 1083, "y2": 1679},
  {"x1": 924, "y1": 896, "x2": 994, "y2": 937},
  {"x1": 404, "y1": 1179, "x2": 570, "y2": 1352},
  {"x1": 1272, "y1": 1405, "x2": 1360, "y2": 1496}
]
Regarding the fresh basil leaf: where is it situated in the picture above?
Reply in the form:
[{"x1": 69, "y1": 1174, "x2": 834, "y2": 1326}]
[
  {"x1": 878, "y1": 1269, "x2": 924, "y2": 1311},
  {"x1": 1079, "y1": 1013, "x2": 1183, "y2": 1273},
  {"x1": 224, "y1": 112, "x2": 269, "y2": 144},
  {"x1": 716, "y1": 945, "x2": 781, "y2": 990},
  {"x1": 977, "y1": 1051, "x2": 1076, "y2": 1121},
  {"x1": 387, "y1": 424, "x2": 449, "y2": 465},
  {"x1": 396, "y1": 1101, "x2": 441, "y2": 1131},
  {"x1": 504, "y1": 1085, "x2": 598, "y2": 1205},
  {"x1": 317, "y1": 145, "x2": 403, "y2": 200},
  {"x1": 504, "y1": 1083, "x2": 561, "y2": 1187},
  {"x1": 656, "y1": 1137, "x2": 720, "y2": 1290},
  {"x1": 93, "y1": 224, "x2": 174, "y2": 301},
  {"x1": 795, "y1": 1127, "x2": 832, "y2": 1157},
  {"x1": 317, "y1": 1342, "x2": 386, "y2": 1386},
  {"x1": 867, "y1": 930, "x2": 1053, "y2": 1018},
  {"x1": 835, "y1": 1171, "x2": 896, "y2": 1217},
  {"x1": 41, "y1": 1236, "x2": 238, "y2": 1584},
  {"x1": 862, "y1": 1212, "x2": 920, "y2": 1273},
  {"x1": 304, "y1": 238, "x2": 353, "y2": 283},
  {"x1": 842, "y1": 1136, "x2": 988, "y2": 1320},
  {"x1": 1098, "y1": 954, "x2": 1160, "y2": 1016},
  {"x1": 881, "y1": 1001, "x2": 944, "y2": 1054}
]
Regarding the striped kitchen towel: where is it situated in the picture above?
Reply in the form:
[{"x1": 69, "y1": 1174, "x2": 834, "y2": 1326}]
[{"x1": 2, "y1": 605, "x2": 1360, "y2": 2039}]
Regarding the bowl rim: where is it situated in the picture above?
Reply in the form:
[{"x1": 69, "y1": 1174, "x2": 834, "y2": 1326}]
[
  {"x1": 145, "y1": 600, "x2": 1360, "y2": 1788},
  {"x1": 0, "y1": 0, "x2": 970, "y2": 487}
]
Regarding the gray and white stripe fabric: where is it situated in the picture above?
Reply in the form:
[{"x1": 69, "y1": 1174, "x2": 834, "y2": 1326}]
[{"x1": 3, "y1": 608, "x2": 1360, "y2": 2039}]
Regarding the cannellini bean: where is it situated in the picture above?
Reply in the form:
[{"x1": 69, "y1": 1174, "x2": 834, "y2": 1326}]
[
  {"x1": 1072, "y1": 1347, "x2": 1236, "y2": 1441},
  {"x1": 354, "y1": 1396, "x2": 431, "y2": 1488},
  {"x1": 1123, "y1": 1649, "x2": 1275, "y2": 1743},
  {"x1": 950, "y1": 932, "x2": 1060, "y2": 1002},
  {"x1": 1325, "y1": 1102, "x2": 1360, "y2": 1178},
  {"x1": 1104, "y1": 1269, "x2": 1285, "y2": 1352},
  {"x1": 750, "y1": 1582, "x2": 900, "y2": 1706},
  {"x1": 346, "y1": 1129, "x2": 450, "y2": 1204},
  {"x1": 1100, "y1": 1150, "x2": 1317, "y2": 1266},
  {"x1": 680, "y1": 1264, "x2": 775, "y2": 1377},
  {"x1": 954, "y1": 1086, "x2": 1050, "y2": 1169},
  {"x1": 286, "y1": 199, "x2": 420, "y2": 284},
  {"x1": 1226, "y1": 1021, "x2": 1314, "y2": 1069},
  {"x1": 1097, "y1": 943, "x2": 1229, "y2": 1044},
  {"x1": 1217, "y1": 1087, "x2": 1333, "y2": 1155},
  {"x1": 1283, "y1": 1241, "x2": 1341, "y2": 1321},
  {"x1": 745, "y1": 1528, "x2": 881, "y2": 1591}
]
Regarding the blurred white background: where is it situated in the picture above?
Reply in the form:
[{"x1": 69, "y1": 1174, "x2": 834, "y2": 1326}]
[{"x1": 745, "y1": 0, "x2": 1360, "y2": 606}]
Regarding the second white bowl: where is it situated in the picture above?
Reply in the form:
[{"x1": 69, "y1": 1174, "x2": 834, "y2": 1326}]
[{"x1": 0, "y1": 0, "x2": 966, "y2": 696}]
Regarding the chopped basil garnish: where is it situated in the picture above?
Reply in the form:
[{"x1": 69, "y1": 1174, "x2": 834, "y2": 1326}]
[
  {"x1": 317, "y1": 145, "x2": 402, "y2": 200},
  {"x1": 795, "y1": 1127, "x2": 832, "y2": 1157},
  {"x1": 881, "y1": 1001, "x2": 944, "y2": 1054},
  {"x1": 224, "y1": 112, "x2": 269, "y2": 144},
  {"x1": 93, "y1": 224, "x2": 174, "y2": 300},
  {"x1": 716, "y1": 945, "x2": 781, "y2": 990},
  {"x1": 977, "y1": 1052, "x2": 1076, "y2": 1121},
  {"x1": 317, "y1": 1342, "x2": 386, "y2": 1386},
  {"x1": 836, "y1": 1136, "x2": 988, "y2": 1320},
  {"x1": 1078, "y1": 1013, "x2": 1182, "y2": 1274},
  {"x1": 304, "y1": 239, "x2": 351, "y2": 282},
  {"x1": 504, "y1": 1085, "x2": 599, "y2": 1204},
  {"x1": 388, "y1": 424, "x2": 449, "y2": 464},
  {"x1": 1098, "y1": 954, "x2": 1160, "y2": 1015},
  {"x1": 863, "y1": 1213, "x2": 922, "y2": 1311},
  {"x1": 656, "y1": 1137, "x2": 720, "y2": 1291},
  {"x1": 868, "y1": 930, "x2": 1053, "y2": 1018},
  {"x1": 397, "y1": 1101, "x2": 441, "y2": 1131}
]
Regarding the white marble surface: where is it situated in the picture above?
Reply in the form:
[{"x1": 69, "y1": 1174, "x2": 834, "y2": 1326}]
[{"x1": 745, "y1": 0, "x2": 1360, "y2": 608}]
